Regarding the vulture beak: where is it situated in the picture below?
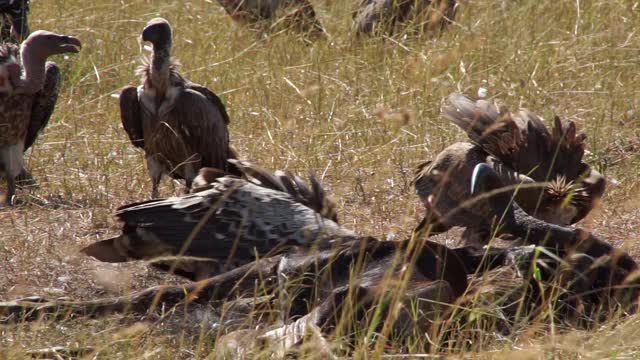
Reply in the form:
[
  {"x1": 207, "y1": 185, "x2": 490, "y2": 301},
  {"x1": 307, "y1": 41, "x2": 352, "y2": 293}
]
[{"x1": 57, "y1": 35, "x2": 82, "y2": 53}]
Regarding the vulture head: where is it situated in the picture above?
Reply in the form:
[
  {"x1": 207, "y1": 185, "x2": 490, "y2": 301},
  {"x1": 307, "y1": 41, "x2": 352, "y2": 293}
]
[
  {"x1": 12, "y1": 30, "x2": 81, "y2": 95},
  {"x1": 142, "y1": 18, "x2": 172, "y2": 50},
  {"x1": 23, "y1": 30, "x2": 82, "y2": 58}
]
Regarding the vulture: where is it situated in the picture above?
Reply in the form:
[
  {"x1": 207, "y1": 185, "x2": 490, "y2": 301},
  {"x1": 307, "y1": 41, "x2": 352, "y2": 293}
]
[
  {"x1": 81, "y1": 160, "x2": 354, "y2": 280},
  {"x1": 0, "y1": 30, "x2": 81, "y2": 206},
  {"x1": 215, "y1": 0, "x2": 325, "y2": 35},
  {"x1": 120, "y1": 18, "x2": 240, "y2": 198},
  {"x1": 413, "y1": 93, "x2": 604, "y2": 240},
  {"x1": 412, "y1": 146, "x2": 636, "y2": 276},
  {"x1": 467, "y1": 162, "x2": 636, "y2": 277},
  {"x1": 0, "y1": 0, "x2": 29, "y2": 43},
  {"x1": 353, "y1": 0, "x2": 457, "y2": 36}
]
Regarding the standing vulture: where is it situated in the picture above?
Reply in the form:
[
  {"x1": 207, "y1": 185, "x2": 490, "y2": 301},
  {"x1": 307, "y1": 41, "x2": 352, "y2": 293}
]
[
  {"x1": 215, "y1": 0, "x2": 325, "y2": 35},
  {"x1": 0, "y1": 30, "x2": 81, "y2": 206},
  {"x1": 120, "y1": 18, "x2": 240, "y2": 199},
  {"x1": 413, "y1": 93, "x2": 605, "y2": 241},
  {"x1": 353, "y1": 0, "x2": 457, "y2": 36},
  {"x1": 81, "y1": 160, "x2": 353, "y2": 280}
]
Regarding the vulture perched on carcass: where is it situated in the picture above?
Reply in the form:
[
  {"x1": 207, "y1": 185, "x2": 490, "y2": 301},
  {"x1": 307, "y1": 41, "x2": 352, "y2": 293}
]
[
  {"x1": 413, "y1": 93, "x2": 605, "y2": 243},
  {"x1": 81, "y1": 160, "x2": 352, "y2": 280},
  {"x1": 353, "y1": 0, "x2": 457, "y2": 36},
  {"x1": 0, "y1": 30, "x2": 81, "y2": 206},
  {"x1": 0, "y1": 0, "x2": 29, "y2": 43},
  {"x1": 215, "y1": 0, "x2": 325, "y2": 35},
  {"x1": 120, "y1": 18, "x2": 240, "y2": 198}
]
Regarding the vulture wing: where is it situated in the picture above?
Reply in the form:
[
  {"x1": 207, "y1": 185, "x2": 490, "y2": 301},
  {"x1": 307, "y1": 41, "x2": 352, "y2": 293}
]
[
  {"x1": 229, "y1": 159, "x2": 339, "y2": 222},
  {"x1": 167, "y1": 85, "x2": 231, "y2": 171},
  {"x1": 81, "y1": 177, "x2": 355, "y2": 266},
  {"x1": 185, "y1": 81, "x2": 230, "y2": 125},
  {"x1": 442, "y1": 93, "x2": 587, "y2": 182},
  {"x1": 24, "y1": 62, "x2": 59, "y2": 151},
  {"x1": 119, "y1": 85, "x2": 144, "y2": 149}
]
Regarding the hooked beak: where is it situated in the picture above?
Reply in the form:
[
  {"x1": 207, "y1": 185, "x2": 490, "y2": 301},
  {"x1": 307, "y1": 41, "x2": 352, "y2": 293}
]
[{"x1": 58, "y1": 36, "x2": 82, "y2": 53}]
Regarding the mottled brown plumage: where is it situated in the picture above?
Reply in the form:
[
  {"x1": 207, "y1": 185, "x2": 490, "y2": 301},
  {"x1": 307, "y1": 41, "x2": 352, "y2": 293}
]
[
  {"x1": 81, "y1": 162, "x2": 352, "y2": 279},
  {"x1": 216, "y1": 0, "x2": 325, "y2": 34},
  {"x1": 120, "y1": 18, "x2": 239, "y2": 198},
  {"x1": 353, "y1": 0, "x2": 457, "y2": 36},
  {"x1": 437, "y1": 93, "x2": 605, "y2": 226},
  {"x1": 414, "y1": 154, "x2": 636, "y2": 273},
  {"x1": 0, "y1": 30, "x2": 80, "y2": 206}
]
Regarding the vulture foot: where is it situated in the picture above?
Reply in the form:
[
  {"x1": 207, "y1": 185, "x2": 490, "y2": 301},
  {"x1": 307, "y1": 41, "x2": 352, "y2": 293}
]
[{"x1": 15, "y1": 167, "x2": 38, "y2": 188}]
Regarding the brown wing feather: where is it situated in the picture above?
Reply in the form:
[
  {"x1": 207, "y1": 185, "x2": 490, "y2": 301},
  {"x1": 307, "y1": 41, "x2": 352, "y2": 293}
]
[
  {"x1": 24, "y1": 62, "x2": 59, "y2": 151},
  {"x1": 185, "y1": 81, "x2": 230, "y2": 125},
  {"x1": 119, "y1": 85, "x2": 144, "y2": 149},
  {"x1": 443, "y1": 93, "x2": 587, "y2": 182},
  {"x1": 166, "y1": 87, "x2": 231, "y2": 173}
]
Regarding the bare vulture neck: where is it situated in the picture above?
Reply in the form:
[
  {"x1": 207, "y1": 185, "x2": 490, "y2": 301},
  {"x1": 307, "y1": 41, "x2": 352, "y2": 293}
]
[
  {"x1": 149, "y1": 44, "x2": 171, "y2": 90},
  {"x1": 510, "y1": 207, "x2": 579, "y2": 247},
  {"x1": 18, "y1": 42, "x2": 47, "y2": 94}
]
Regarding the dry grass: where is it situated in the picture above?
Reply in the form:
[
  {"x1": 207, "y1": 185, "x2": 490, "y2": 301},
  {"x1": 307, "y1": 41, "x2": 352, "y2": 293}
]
[{"x1": 1, "y1": 0, "x2": 640, "y2": 358}]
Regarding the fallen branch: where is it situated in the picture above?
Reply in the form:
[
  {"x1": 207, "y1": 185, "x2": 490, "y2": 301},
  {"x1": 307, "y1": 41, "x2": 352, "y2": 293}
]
[{"x1": 0, "y1": 256, "x2": 283, "y2": 323}]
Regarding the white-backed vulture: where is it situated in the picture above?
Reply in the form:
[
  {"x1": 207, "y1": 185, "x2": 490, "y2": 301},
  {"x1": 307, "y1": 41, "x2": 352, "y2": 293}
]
[
  {"x1": 353, "y1": 0, "x2": 457, "y2": 36},
  {"x1": 0, "y1": 30, "x2": 81, "y2": 206},
  {"x1": 215, "y1": 0, "x2": 325, "y2": 35},
  {"x1": 120, "y1": 18, "x2": 240, "y2": 199},
  {"x1": 413, "y1": 93, "x2": 605, "y2": 241},
  {"x1": 81, "y1": 160, "x2": 352, "y2": 279}
]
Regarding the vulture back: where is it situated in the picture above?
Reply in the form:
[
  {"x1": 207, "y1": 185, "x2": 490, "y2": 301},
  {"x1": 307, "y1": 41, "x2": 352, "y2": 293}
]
[{"x1": 82, "y1": 169, "x2": 354, "y2": 278}]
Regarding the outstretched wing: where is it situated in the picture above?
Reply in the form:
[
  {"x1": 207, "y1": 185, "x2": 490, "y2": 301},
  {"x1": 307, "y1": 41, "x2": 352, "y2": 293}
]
[
  {"x1": 25, "y1": 62, "x2": 59, "y2": 151},
  {"x1": 82, "y1": 177, "x2": 355, "y2": 265},
  {"x1": 119, "y1": 85, "x2": 144, "y2": 149},
  {"x1": 442, "y1": 93, "x2": 587, "y2": 182}
]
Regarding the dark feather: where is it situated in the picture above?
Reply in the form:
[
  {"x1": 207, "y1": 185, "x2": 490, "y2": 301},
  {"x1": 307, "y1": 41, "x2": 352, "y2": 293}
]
[
  {"x1": 185, "y1": 82, "x2": 230, "y2": 125},
  {"x1": 442, "y1": 93, "x2": 604, "y2": 224},
  {"x1": 229, "y1": 159, "x2": 339, "y2": 222},
  {"x1": 119, "y1": 85, "x2": 144, "y2": 149},
  {"x1": 24, "y1": 62, "x2": 59, "y2": 151},
  {"x1": 81, "y1": 176, "x2": 355, "y2": 271}
]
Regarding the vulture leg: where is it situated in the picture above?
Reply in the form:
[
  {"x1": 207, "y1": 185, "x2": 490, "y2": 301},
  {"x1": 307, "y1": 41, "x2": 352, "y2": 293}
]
[
  {"x1": 146, "y1": 156, "x2": 163, "y2": 198},
  {"x1": 1, "y1": 141, "x2": 24, "y2": 206},
  {"x1": 15, "y1": 167, "x2": 36, "y2": 188},
  {"x1": 5, "y1": 176, "x2": 15, "y2": 206}
]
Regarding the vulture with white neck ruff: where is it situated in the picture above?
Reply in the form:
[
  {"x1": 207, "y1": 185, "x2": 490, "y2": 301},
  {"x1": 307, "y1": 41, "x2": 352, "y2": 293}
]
[
  {"x1": 120, "y1": 18, "x2": 239, "y2": 198},
  {"x1": 0, "y1": 30, "x2": 81, "y2": 206}
]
